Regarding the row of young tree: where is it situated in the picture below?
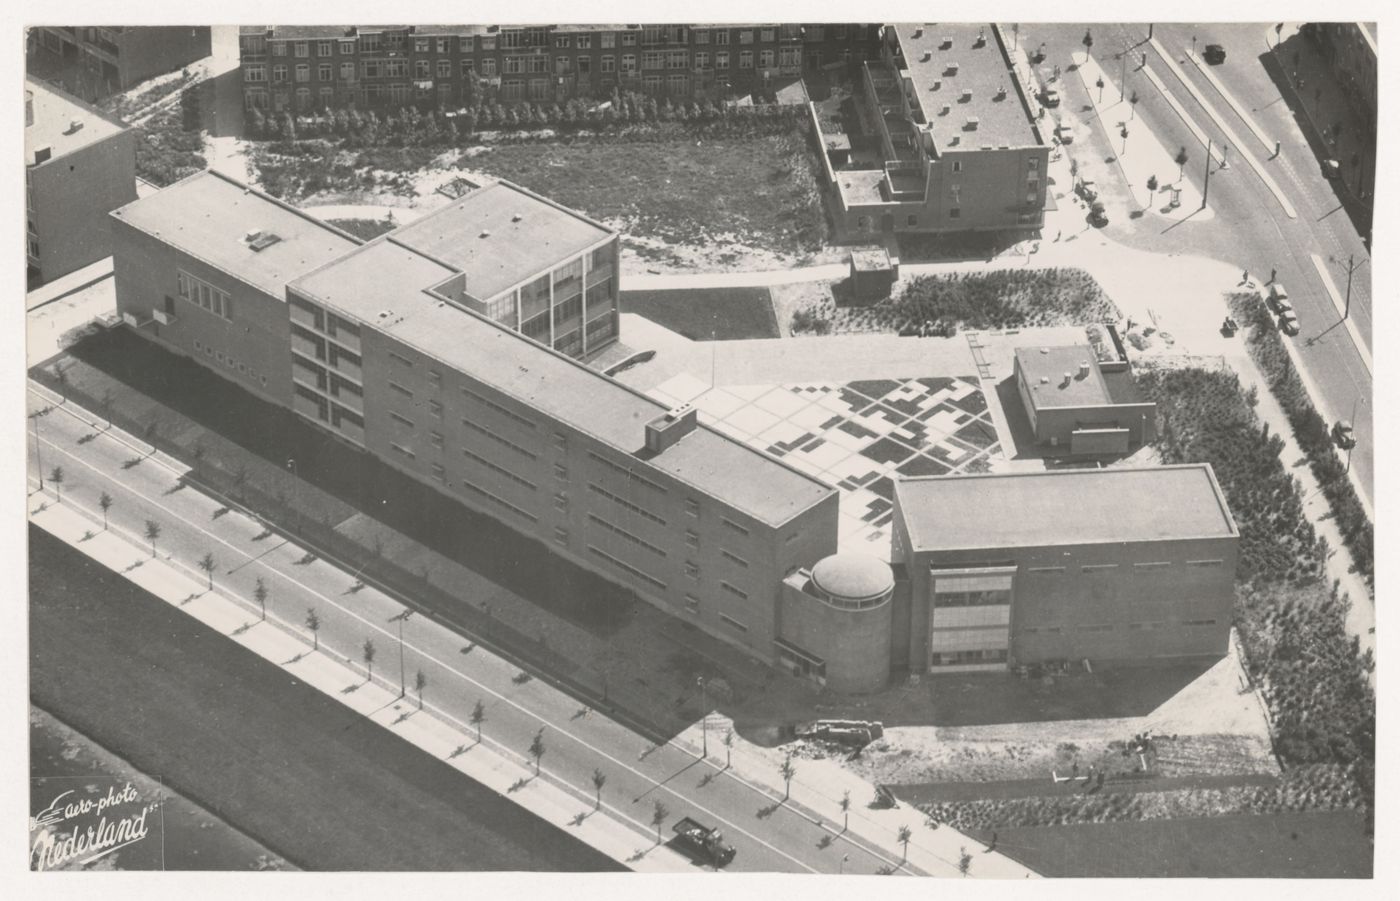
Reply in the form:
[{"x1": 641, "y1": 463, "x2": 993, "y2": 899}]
[{"x1": 247, "y1": 91, "x2": 808, "y2": 144}]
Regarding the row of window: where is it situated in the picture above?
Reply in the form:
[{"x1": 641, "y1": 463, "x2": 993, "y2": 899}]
[
  {"x1": 250, "y1": 25, "x2": 854, "y2": 59},
  {"x1": 177, "y1": 270, "x2": 231, "y2": 320},
  {"x1": 1019, "y1": 619, "x2": 1219, "y2": 635},
  {"x1": 1025, "y1": 560, "x2": 1226, "y2": 575},
  {"x1": 462, "y1": 447, "x2": 537, "y2": 492},
  {"x1": 191, "y1": 339, "x2": 267, "y2": 387},
  {"x1": 587, "y1": 513, "x2": 667, "y2": 558},
  {"x1": 462, "y1": 417, "x2": 538, "y2": 460}
]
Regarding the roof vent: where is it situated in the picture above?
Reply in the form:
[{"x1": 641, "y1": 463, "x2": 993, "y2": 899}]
[
  {"x1": 1062, "y1": 372, "x2": 1073, "y2": 385},
  {"x1": 940, "y1": 36, "x2": 953, "y2": 49},
  {"x1": 1040, "y1": 347, "x2": 1050, "y2": 354},
  {"x1": 246, "y1": 229, "x2": 282, "y2": 251},
  {"x1": 975, "y1": 28, "x2": 987, "y2": 47},
  {"x1": 66, "y1": 118, "x2": 84, "y2": 134},
  {"x1": 930, "y1": 79, "x2": 941, "y2": 90},
  {"x1": 921, "y1": 50, "x2": 932, "y2": 62},
  {"x1": 913, "y1": 26, "x2": 924, "y2": 38},
  {"x1": 995, "y1": 84, "x2": 1007, "y2": 99},
  {"x1": 961, "y1": 88, "x2": 973, "y2": 101},
  {"x1": 511, "y1": 213, "x2": 523, "y2": 223},
  {"x1": 965, "y1": 116, "x2": 980, "y2": 130},
  {"x1": 946, "y1": 61, "x2": 960, "y2": 75},
  {"x1": 1039, "y1": 376, "x2": 1050, "y2": 384},
  {"x1": 479, "y1": 229, "x2": 491, "y2": 238},
  {"x1": 378, "y1": 309, "x2": 393, "y2": 319},
  {"x1": 645, "y1": 403, "x2": 699, "y2": 454},
  {"x1": 1079, "y1": 361, "x2": 1091, "y2": 378},
  {"x1": 940, "y1": 103, "x2": 951, "y2": 115}
]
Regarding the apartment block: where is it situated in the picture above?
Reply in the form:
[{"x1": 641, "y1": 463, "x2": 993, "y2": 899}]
[
  {"x1": 829, "y1": 23, "x2": 1050, "y2": 237},
  {"x1": 891, "y1": 466, "x2": 1239, "y2": 673},
  {"x1": 1013, "y1": 345, "x2": 1156, "y2": 456},
  {"x1": 239, "y1": 23, "x2": 882, "y2": 114},
  {"x1": 30, "y1": 26, "x2": 212, "y2": 100},
  {"x1": 110, "y1": 170, "x2": 839, "y2": 668},
  {"x1": 25, "y1": 77, "x2": 137, "y2": 284}
]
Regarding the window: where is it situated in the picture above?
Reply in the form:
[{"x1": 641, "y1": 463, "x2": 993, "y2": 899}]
[
  {"x1": 1027, "y1": 565, "x2": 1066, "y2": 573},
  {"x1": 695, "y1": 52, "x2": 709, "y2": 69},
  {"x1": 1183, "y1": 619, "x2": 1218, "y2": 627},
  {"x1": 294, "y1": 41, "x2": 308, "y2": 57},
  {"x1": 415, "y1": 38, "x2": 429, "y2": 53},
  {"x1": 271, "y1": 42, "x2": 287, "y2": 56},
  {"x1": 437, "y1": 60, "x2": 451, "y2": 78},
  {"x1": 481, "y1": 36, "x2": 496, "y2": 51},
  {"x1": 780, "y1": 46, "x2": 800, "y2": 67},
  {"x1": 340, "y1": 40, "x2": 353, "y2": 54},
  {"x1": 388, "y1": 381, "x2": 413, "y2": 399},
  {"x1": 951, "y1": 160, "x2": 962, "y2": 173},
  {"x1": 359, "y1": 33, "x2": 380, "y2": 53},
  {"x1": 554, "y1": 527, "x2": 570, "y2": 547},
  {"x1": 463, "y1": 417, "x2": 537, "y2": 459},
  {"x1": 176, "y1": 270, "x2": 232, "y2": 320},
  {"x1": 588, "y1": 483, "x2": 667, "y2": 526},
  {"x1": 587, "y1": 452, "x2": 667, "y2": 493},
  {"x1": 759, "y1": 50, "x2": 775, "y2": 68},
  {"x1": 555, "y1": 55, "x2": 570, "y2": 73},
  {"x1": 1028, "y1": 158, "x2": 1040, "y2": 172},
  {"x1": 437, "y1": 37, "x2": 449, "y2": 54},
  {"x1": 429, "y1": 431, "x2": 444, "y2": 449},
  {"x1": 695, "y1": 31, "x2": 710, "y2": 45},
  {"x1": 245, "y1": 65, "x2": 267, "y2": 82},
  {"x1": 390, "y1": 442, "x2": 415, "y2": 459},
  {"x1": 480, "y1": 58, "x2": 497, "y2": 76},
  {"x1": 684, "y1": 561, "x2": 700, "y2": 580},
  {"x1": 462, "y1": 448, "x2": 536, "y2": 491},
  {"x1": 461, "y1": 59, "x2": 475, "y2": 76},
  {"x1": 601, "y1": 33, "x2": 616, "y2": 49},
  {"x1": 739, "y1": 31, "x2": 754, "y2": 45},
  {"x1": 643, "y1": 51, "x2": 663, "y2": 70},
  {"x1": 684, "y1": 594, "x2": 700, "y2": 614},
  {"x1": 361, "y1": 59, "x2": 382, "y2": 78},
  {"x1": 554, "y1": 463, "x2": 569, "y2": 481},
  {"x1": 426, "y1": 369, "x2": 441, "y2": 386},
  {"x1": 715, "y1": 31, "x2": 729, "y2": 45},
  {"x1": 721, "y1": 517, "x2": 749, "y2": 537},
  {"x1": 389, "y1": 411, "x2": 415, "y2": 429},
  {"x1": 317, "y1": 41, "x2": 332, "y2": 57},
  {"x1": 272, "y1": 64, "x2": 287, "y2": 82},
  {"x1": 318, "y1": 63, "x2": 331, "y2": 81},
  {"x1": 718, "y1": 613, "x2": 748, "y2": 633},
  {"x1": 949, "y1": 208, "x2": 961, "y2": 219},
  {"x1": 907, "y1": 215, "x2": 919, "y2": 227},
  {"x1": 1134, "y1": 562, "x2": 1173, "y2": 574},
  {"x1": 462, "y1": 481, "x2": 538, "y2": 523},
  {"x1": 459, "y1": 37, "x2": 473, "y2": 53},
  {"x1": 1081, "y1": 563, "x2": 1119, "y2": 573},
  {"x1": 621, "y1": 33, "x2": 636, "y2": 46},
  {"x1": 462, "y1": 387, "x2": 536, "y2": 430},
  {"x1": 685, "y1": 499, "x2": 700, "y2": 517},
  {"x1": 415, "y1": 59, "x2": 430, "y2": 78},
  {"x1": 555, "y1": 36, "x2": 571, "y2": 48},
  {"x1": 588, "y1": 514, "x2": 667, "y2": 558},
  {"x1": 716, "y1": 51, "x2": 729, "y2": 69},
  {"x1": 685, "y1": 530, "x2": 699, "y2": 549},
  {"x1": 295, "y1": 64, "x2": 310, "y2": 82},
  {"x1": 1187, "y1": 559, "x2": 1224, "y2": 568},
  {"x1": 578, "y1": 56, "x2": 590, "y2": 74},
  {"x1": 589, "y1": 546, "x2": 665, "y2": 590},
  {"x1": 739, "y1": 50, "x2": 753, "y2": 68},
  {"x1": 553, "y1": 432, "x2": 568, "y2": 451},
  {"x1": 721, "y1": 549, "x2": 749, "y2": 568},
  {"x1": 601, "y1": 55, "x2": 615, "y2": 73},
  {"x1": 431, "y1": 463, "x2": 446, "y2": 483},
  {"x1": 621, "y1": 54, "x2": 637, "y2": 73},
  {"x1": 340, "y1": 61, "x2": 354, "y2": 79},
  {"x1": 553, "y1": 492, "x2": 568, "y2": 513},
  {"x1": 760, "y1": 28, "x2": 775, "y2": 42},
  {"x1": 504, "y1": 56, "x2": 524, "y2": 74},
  {"x1": 528, "y1": 78, "x2": 549, "y2": 100},
  {"x1": 667, "y1": 50, "x2": 688, "y2": 69}
]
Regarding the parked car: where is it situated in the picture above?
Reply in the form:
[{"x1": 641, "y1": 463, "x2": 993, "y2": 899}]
[
  {"x1": 1279, "y1": 310, "x2": 1301, "y2": 336},
  {"x1": 1075, "y1": 178, "x2": 1099, "y2": 203},
  {"x1": 1332, "y1": 420, "x2": 1356, "y2": 449},
  {"x1": 1041, "y1": 87, "x2": 1061, "y2": 107},
  {"x1": 1268, "y1": 283, "x2": 1293, "y2": 314},
  {"x1": 671, "y1": 817, "x2": 736, "y2": 867},
  {"x1": 1203, "y1": 43, "x2": 1227, "y2": 64},
  {"x1": 1322, "y1": 159, "x2": 1342, "y2": 179},
  {"x1": 1054, "y1": 123, "x2": 1076, "y2": 143}
]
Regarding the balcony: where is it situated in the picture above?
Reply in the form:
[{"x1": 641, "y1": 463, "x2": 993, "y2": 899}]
[
  {"x1": 585, "y1": 262, "x2": 614, "y2": 287},
  {"x1": 336, "y1": 418, "x2": 366, "y2": 447},
  {"x1": 331, "y1": 356, "x2": 362, "y2": 384},
  {"x1": 292, "y1": 392, "x2": 327, "y2": 422},
  {"x1": 290, "y1": 330, "x2": 324, "y2": 362}
]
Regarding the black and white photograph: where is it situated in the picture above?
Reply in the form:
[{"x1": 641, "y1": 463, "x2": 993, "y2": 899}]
[{"x1": 10, "y1": 0, "x2": 1390, "y2": 892}]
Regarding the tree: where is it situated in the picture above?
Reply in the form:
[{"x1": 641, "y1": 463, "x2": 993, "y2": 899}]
[
  {"x1": 49, "y1": 467, "x2": 64, "y2": 503},
  {"x1": 413, "y1": 669, "x2": 428, "y2": 709},
  {"x1": 144, "y1": 520, "x2": 161, "y2": 557},
  {"x1": 840, "y1": 789, "x2": 851, "y2": 832},
  {"x1": 198, "y1": 552, "x2": 216, "y2": 590},
  {"x1": 362, "y1": 638, "x2": 377, "y2": 682},
  {"x1": 1175, "y1": 146, "x2": 1189, "y2": 180},
  {"x1": 470, "y1": 700, "x2": 486, "y2": 743},
  {"x1": 1082, "y1": 29, "x2": 1094, "y2": 59},
  {"x1": 591, "y1": 768, "x2": 607, "y2": 810},
  {"x1": 1129, "y1": 89, "x2": 1140, "y2": 119},
  {"x1": 254, "y1": 577, "x2": 268, "y2": 621},
  {"x1": 306, "y1": 607, "x2": 321, "y2": 650},
  {"x1": 528, "y1": 729, "x2": 546, "y2": 775},
  {"x1": 651, "y1": 800, "x2": 669, "y2": 844},
  {"x1": 98, "y1": 491, "x2": 113, "y2": 530},
  {"x1": 897, "y1": 824, "x2": 912, "y2": 863},
  {"x1": 723, "y1": 729, "x2": 735, "y2": 769},
  {"x1": 958, "y1": 846, "x2": 972, "y2": 876},
  {"x1": 780, "y1": 753, "x2": 796, "y2": 800},
  {"x1": 1147, "y1": 174, "x2": 1159, "y2": 191}
]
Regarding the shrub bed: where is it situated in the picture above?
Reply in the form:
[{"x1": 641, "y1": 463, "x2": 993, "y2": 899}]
[
  {"x1": 131, "y1": 88, "x2": 206, "y2": 187},
  {"x1": 1233, "y1": 293, "x2": 1373, "y2": 586}
]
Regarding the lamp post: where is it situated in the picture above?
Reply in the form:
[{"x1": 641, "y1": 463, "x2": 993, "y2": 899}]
[
  {"x1": 1340, "y1": 254, "x2": 1366, "y2": 320},
  {"x1": 696, "y1": 675, "x2": 708, "y2": 758},
  {"x1": 32, "y1": 411, "x2": 44, "y2": 491},
  {"x1": 1191, "y1": 35, "x2": 1197, "y2": 57},
  {"x1": 1120, "y1": 126, "x2": 1129, "y2": 154},
  {"x1": 1119, "y1": 46, "x2": 1128, "y2": 100},
  {"x1": 393, "y1": 609, "x2": 414, "y2": 698},
  {"x1": 285, "y1": 457, "x2": 299, "y2": 533},
  {"x1": 1201, "y1": 137, "x2": 1213, "y2": 209}
]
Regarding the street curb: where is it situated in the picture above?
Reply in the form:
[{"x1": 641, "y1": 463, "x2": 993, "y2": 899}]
[{"x1": 1181, "y1": 47, "x2": 1274, "y2": 155}]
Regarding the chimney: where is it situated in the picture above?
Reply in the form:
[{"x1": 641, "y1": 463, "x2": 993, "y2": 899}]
[
  {"x1": 644, "y1": 403, "x2": 698, "y2": 454},
  {"x1": 1078, "y1": 361, "x2": 1091, "y2": 379}
]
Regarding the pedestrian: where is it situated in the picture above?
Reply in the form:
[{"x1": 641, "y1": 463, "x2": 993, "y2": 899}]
[
  {"x1": 1055, "y1": 229, "x2": 1062, "y2": 242},
  {"x1": 1242, "y1": 269, "x2": 1250, "y2": 285},
  {"x1": 1270, "y1": 267, "x2": 1277, "y2": 284}
]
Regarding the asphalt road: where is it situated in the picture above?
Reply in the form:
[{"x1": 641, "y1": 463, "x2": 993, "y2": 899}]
[
  {"x1": 28, "y1": 525, "x2": 622, "y2": 872},
  {"x1": 1014, "y1": 22, "x2": 1372, "y2": 510},
  {"x1": 27, "y1": 385, "x2": 960, "y2": 875}
]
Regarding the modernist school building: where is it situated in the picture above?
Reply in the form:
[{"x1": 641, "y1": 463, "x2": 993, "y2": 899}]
[{"x1": 111, "y1": 170, "x2": 1240, "y2": 694}]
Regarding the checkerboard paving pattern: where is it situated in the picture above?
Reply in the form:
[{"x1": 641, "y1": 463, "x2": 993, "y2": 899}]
[{"x1": 647, "y1": 375, "x2": 1002, "y2": 558}]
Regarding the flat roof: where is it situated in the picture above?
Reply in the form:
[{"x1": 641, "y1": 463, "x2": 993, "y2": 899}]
[
  {"x1": 896, "y1": 464, "x2": 1237, "y2": 551},
  {"x1": 891, "y1": 23, "x2": 1039, "y2": 150},
  {"x1": 25, "y1": 77, "x2": 128, "y2": 165},
  {"x1": 291, "y1": 244, "x2": 833, "y2": 527},
  {"x1": 111, "y1": 170, "x2": 362, "y2": 299},
  {"x1": 1015, "y1": 346, "x2": 1111, "y2": 409},
  {"x1": 387, "y1": 182, "x2": 615, "y2": 301}
]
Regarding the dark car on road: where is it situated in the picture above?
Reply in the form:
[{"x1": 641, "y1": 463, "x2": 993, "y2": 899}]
[
  {"x1": 1203, "y1": 44, "x2": 1227, "y2": 64},
  {"x1": 1332, "y1": 420, "x2": 1356, "y2": 450}
]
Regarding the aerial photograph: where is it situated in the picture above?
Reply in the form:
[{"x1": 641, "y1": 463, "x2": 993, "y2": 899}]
[{"x1": 22, "y1": 9, "x2": 1379, "y2": 886}]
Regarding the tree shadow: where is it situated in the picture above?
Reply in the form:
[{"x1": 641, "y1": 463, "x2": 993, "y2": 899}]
[
  {"x1": 757, "y1": 801, "x2": 784, "y2": 819},
  {"x1": 294, "y1": 552, "x2": 317, "y2": 566},
  {"x1": 251, "y1": 528, "x2": 274, "y2": 541},
  {"x1": 507, "y1": 777, "x2": 532, "y2": 794},
  {"x1": 698, "y1": 772, "x2": 715, "y2": 788},
  {"x1": 77, "y1": 432, "x2": 97, "y2": 445},
  {"x1": 162, "y1": 480, "x2": 187, "y2": 496},
  {"x1": 817, "y1": 833, "x2": 834, "y2": 849},
  {"x1": 121, "y1": 457, "x2": 143, "y2": 469},
  {"x1": 212, "y1": 506, "x2": 230, "y2": 519},
  {"x1": 341, "y1": 682, "x2": 361, "y2": 694},
  {"x1": 282, "y1": 652, "x2": 306, "y2": 665},
  {"x1": 448, "y1": 744, "x2": 470, "y2": 759},
  {"x1": 231, "y1": 621, "x2": 252, "y2": 635},
  {"x1": 569, "y1": 811, "x2": 589, "y2": 827}
]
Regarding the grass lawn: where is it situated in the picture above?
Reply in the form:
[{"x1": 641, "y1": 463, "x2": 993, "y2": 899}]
[
  {"x1": 28, "y1": 526, "x2": 623, "y2": 872},
  {"x1": 326, "y1": 217, "x2": 398, "y2": 241},
  {"x1": 620, "y1": 287, "x2": 779, "y2": 341},
  {"x1": 971, "y1": 811, "x2": 1371, "y2": 877},
  {"x1": 463, "y1": 132, "x2": 826, "y2": 256}
]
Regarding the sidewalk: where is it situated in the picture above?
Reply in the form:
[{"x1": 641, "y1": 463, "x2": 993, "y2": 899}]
[
  {"x1": 27, "y1": 495, "x2": 697, "y2": 874},
  {"x1": 26, "y1": 257, "x2": 114, "y2": 312}
]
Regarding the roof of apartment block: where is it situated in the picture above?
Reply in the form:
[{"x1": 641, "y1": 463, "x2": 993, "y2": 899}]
[
  {"x1": 891, "y1": 23, "x2": 1038, "y2": 150},
  {"x1": 25, "y1": 77, "x2": 128, "y2": 165},
  {"x1": 895, "y1": 464, "x2": 1238, "y2": 552},
  {"x1": 109, "y1": 170, "x2": 361, "y2": 299},
  {"x1": 386, "y1": 182, "x2": 615, "y2": 301},
  {"x1": 291, "y1": 240, "x2": 833, "y2": 526}
]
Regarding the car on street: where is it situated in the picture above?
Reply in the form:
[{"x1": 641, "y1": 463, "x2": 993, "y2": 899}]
[
  {"x1": 1279, "y1": 310, "x2": 1301, "y2": 336},
  {"x1": 1322, "y1": 159, "x2": 1342, "y2": 179},
  {"x1": 1203, "y1": 44, "x2": 1227, "y2": 64},
  {"x1": 1054, "y1": 123, "x2": 1076, "y2": 143},
  {"x1": 1332, "y1": 420, "x2": 1356, "y2": 450},
  {"x1": 1041, "y1": 87, "x2": 1061, "y2": 107},
  {"x1": 1268, "y1": 283, "x2": 1293, "y2": 314}
]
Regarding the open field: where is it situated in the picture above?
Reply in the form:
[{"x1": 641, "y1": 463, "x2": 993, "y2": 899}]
[
  {"x1": 29, "y1": 526, "x2": 623, "y2": 872},
  {"x1": 620, "y1": 287, "x2": 779, "y2": 341},
  {"x1": 968, "y1": 811, "x2": 1371, "y2": 878}
]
